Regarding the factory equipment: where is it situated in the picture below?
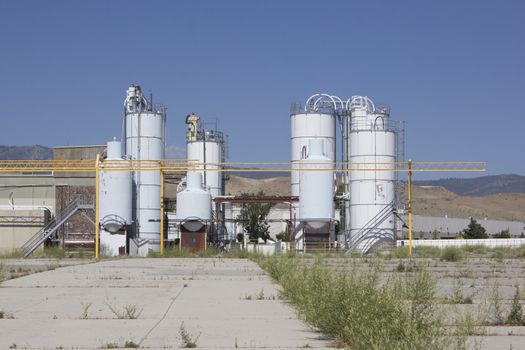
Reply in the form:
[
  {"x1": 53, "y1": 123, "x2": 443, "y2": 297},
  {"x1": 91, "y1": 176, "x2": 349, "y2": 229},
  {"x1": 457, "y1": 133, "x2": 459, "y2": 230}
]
[
  {"x1": 185, "y1": 114, "x2": 226, "y2": 198},
  {"x1": 342, "y1": 96, "x2": 404, "y2": 253},
  {"x1": 123, "y1": 85, "x2": 166, "y2": 252},
  {"x1": 176, "y1": 172, "x2": 212, "y2": 252},
  {"x1": 98, "y1": 139, "x2": 132, "y2": 256},
  {"x1": 298, "y1": 139, "x2": 335, "y2": 250},
  {"x1": 290, "y1": 94, "x2": 338, "y2": 249}
]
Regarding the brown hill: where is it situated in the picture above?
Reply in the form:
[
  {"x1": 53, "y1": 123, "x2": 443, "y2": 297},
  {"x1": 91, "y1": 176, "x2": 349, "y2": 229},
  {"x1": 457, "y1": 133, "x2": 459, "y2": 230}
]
[
  {"x1": 411, "y1": 186, "x2": 525, "y2": 222},
  {"x1": 225, "y1": 176, "x2": 525, "y2": 222},
  {"x1": 225, "y1": 175, "x2": 291, "y2": 196}
]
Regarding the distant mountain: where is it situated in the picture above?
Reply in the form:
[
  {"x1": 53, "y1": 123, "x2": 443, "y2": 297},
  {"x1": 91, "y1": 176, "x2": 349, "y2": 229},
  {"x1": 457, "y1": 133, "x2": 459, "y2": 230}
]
[
  {"x1": 0, "y1": 145, "x2": 52, "y2": 160},
  {"x1": 414, "y1": 174, "x2": 525, "y2": 196}
]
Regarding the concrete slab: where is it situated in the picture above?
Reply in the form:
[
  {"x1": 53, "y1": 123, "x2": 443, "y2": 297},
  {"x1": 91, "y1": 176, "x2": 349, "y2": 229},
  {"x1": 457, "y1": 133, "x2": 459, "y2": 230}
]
[{"x1": 0, "y1": 258, "x2": 337, "y2": 349}]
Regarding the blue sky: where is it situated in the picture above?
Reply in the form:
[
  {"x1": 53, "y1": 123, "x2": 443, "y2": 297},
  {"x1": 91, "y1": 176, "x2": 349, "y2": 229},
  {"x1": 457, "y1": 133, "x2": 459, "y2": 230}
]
[{"x1": 0, "y1": 0, "x2": 523, "y2": 177}]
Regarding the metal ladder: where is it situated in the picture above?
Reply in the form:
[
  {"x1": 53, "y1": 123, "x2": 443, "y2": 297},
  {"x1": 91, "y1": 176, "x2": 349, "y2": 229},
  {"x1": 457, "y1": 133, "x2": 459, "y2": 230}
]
[
  {"x1": 346, "y1": 201, "x2": 395, "y2": 254},
  {"x1": 20, "y1": 198, "x2": 94, "y2": 258}
]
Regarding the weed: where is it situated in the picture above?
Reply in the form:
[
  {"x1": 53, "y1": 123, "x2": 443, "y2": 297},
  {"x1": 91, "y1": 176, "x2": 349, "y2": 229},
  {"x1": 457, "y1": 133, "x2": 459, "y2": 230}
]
[
  {"x1": 0, "y1": 310, "x2": 15, "y2": 319},
  {"x1": 256, "y1": 289, "x2": 265, "y2": 300},
  {"x1": 487, "y1": 281, "x2": 504, "y2": 325},
  {"x1": 448, "y1": 277, "x2": 474, "y2": 304},
  {"x1": 258, "y1": 255, "x2": 453, "y2": 350},
  {"x1": 179, "y1": 321, "x2": 200, "y2": 348},
  {"x1": 507, "y1": 285, "x2": 524, "y2": 326},
  {"x1": 34, "y1": 246, "x2": 66, "y2": 259},
  {"x1": 0, "y1": 263, "x2": 8, "y2": 282},
  {"x1": 123, "y1": 341, "x2": 139, "y2": 348},
  {"x1": 440, "y1": 247, "x2": 463, "y2": 262},
  {"x1": 100, "y1": 342, "x2": 119, "y2": 349},
  {"x1": 80, "y1": 302, "x2": 92, "y2": 319},
  {"x1": 106, "y1": 303, "x2": 142, "y2": 319}
]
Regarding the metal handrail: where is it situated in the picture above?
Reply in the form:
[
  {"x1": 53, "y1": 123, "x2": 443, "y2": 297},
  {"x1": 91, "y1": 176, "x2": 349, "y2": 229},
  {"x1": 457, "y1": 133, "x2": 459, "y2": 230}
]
[{"x1": 21, "y1": 198, "x2": 93, "y2": 257}]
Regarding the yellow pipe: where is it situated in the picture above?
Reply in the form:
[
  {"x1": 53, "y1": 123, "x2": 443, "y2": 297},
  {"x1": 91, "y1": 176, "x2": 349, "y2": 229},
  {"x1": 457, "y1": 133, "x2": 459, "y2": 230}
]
[
  {"x1": 407, "y1": 159, "x2": 413, "y2": 257},
  {"x1": 95, "y1": 154, "x2": 100, "y2": 260},
  {"x1": 160, "y1": 168, "x2": 164, "y2": 256}
]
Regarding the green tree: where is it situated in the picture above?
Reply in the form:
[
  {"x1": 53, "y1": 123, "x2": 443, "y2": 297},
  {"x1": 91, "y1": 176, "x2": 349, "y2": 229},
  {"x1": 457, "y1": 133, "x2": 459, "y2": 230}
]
[
  {"x1": 236, "y1": 192, "x2": 274, "y2": 243},
  {"x1": 462, "y1": 218, "x2": 488, "y2": 239},
  {"x1": 494, "y1": 228, "x2": 511, "y2": 239}
]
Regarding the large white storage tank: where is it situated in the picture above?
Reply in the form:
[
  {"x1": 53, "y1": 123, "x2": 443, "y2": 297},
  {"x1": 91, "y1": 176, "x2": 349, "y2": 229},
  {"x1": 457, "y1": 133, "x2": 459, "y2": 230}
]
[
  {"x1": 185, "y1": 114, "x2": 225, "y2": 198},
  {"x1": 290, "y1": 94, "x2": 337, "y2": 208},
  {"x1": 176, "y1": 172, "x2": 212, "y2": 231},
  {"x1": 344, "y1": 96, "x2": 403, "y2": 253},
  {"x1": 98, "y1": 139, "x2": 132, "y2": 256},
  {"x1": 123, "y1": 85, "x2": 166, "y2": 252},
  {"x1": 299, "y1": 139, "x2": 334, "y2": 225}
]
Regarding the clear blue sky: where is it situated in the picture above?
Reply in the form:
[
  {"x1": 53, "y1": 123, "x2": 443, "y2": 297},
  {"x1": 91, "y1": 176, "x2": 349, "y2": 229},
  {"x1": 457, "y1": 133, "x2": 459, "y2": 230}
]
[{"x1": 0, "y1": 0, "x2": 523, "y2": 177}]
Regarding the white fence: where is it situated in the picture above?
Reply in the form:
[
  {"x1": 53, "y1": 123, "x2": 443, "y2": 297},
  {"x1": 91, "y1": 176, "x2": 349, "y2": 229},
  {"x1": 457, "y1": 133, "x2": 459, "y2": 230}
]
[
  {"x1": 244, "y1": 241, "x2": 291, "y2": 256},
  {"x1": 396, "y1": 239, "x2": 525, "y2": 249}
]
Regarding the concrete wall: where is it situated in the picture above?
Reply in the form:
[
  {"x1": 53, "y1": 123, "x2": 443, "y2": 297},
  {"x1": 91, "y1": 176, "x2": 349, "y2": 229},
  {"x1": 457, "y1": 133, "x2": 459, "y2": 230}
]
[
  {"x1": 0, "y1": 175, "x2": 55, "y2": 253},
  {"x1": 53, "y1": 145, "x2": 105, "y2": 178}
]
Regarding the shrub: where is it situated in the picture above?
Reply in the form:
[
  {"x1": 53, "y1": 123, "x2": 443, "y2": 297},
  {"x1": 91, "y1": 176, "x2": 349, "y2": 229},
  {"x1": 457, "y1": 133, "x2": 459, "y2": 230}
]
[{"x1": 440, "y1": 247, "x2": 463, "y2": 262}]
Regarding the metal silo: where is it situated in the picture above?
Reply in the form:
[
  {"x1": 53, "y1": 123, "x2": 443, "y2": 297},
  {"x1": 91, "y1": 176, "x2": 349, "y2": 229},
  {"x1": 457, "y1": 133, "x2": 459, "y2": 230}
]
[
  {"x1": 176, "y1": 172, "x2": 212, "y2": 252},
  {"x1": 291, "y1": 94, "x2": 339, "y2": 250},
  {"x1": 185, "y1": 114, "x2": 226, "y2": 198},
  {"x1": 98, "y1": 139, "x2": 132, "y2": 256},
  {"x1": 343, "y1": 96, "x2": 404, "y2": 253},
  {"x1": 298, "y1": 139, "x2": 335, "y2": 250},
  {"x1": 123, "y1": 85, "x2": 166, "y2": 252}
]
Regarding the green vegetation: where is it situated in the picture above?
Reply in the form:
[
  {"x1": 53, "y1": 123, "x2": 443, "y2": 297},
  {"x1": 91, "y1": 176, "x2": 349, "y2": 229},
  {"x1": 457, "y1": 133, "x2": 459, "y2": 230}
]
[
  {"x1": 461, "y1": 218, "x2": 488, "y2": 239},
  {"x1": 258, "y1": 255, "x2": 454, "y2": 350},
  {"x1": 440, "y1": 247, "x2": 464, "y2": 262},
  {"x1": 494, "y1": 228, "x2": 511, "y2": 239},
  {"x1": 235, "y1": 191, "x2": 274, "y2": 243},
  {"x1": 0, "y1": 263, "x2": 8, "y2": 282},
  {"x1": 508, "y1": 285, "x2": 525, "y2": 326},
  {"x1": 106, "y1": 303, "x2": 142, "y2": 319},
  {"x1": 179, "y1": 322, "x2": 200, "y2": 348}
]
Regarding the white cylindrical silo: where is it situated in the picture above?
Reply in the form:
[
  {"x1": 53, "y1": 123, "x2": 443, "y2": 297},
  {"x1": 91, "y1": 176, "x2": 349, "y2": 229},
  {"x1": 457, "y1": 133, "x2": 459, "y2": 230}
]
[
  {"x1": 290, "y1": 112, "x2": 336, "y2": 200},
  {"x1": 176, "y1": 172, "x2": 212, "y2": 232},
  {"x1": 299, "y1": 139, "x2": 334, "y2": 225},
  {"x1": 187, "y1": 135, "x2": 223, "y2": 197},
  {"x1": 99, "y1": 139, "x2": 132, "y2": 256},
  {"x1": 123, "y1": 85, "x2": 166, "y2": 252},
  {"x1": 344, "y1": 96, "x2": 400, "y2": 253}
]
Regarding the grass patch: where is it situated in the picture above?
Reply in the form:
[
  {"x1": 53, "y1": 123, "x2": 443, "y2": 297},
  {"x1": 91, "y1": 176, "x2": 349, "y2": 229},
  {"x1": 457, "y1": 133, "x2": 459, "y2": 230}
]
[
  {"x1": 440, "y1": 247, "x2": 464, "y2": 262},
  {"x1": 31, "y1": 246, "x2": 66, "y2": 259},
  {"x1": 258, "y1": 255, "x2": 454, "y2": 349},
  {"x1": 0, "y1": 263, "x2": 8, "y2": 282}
]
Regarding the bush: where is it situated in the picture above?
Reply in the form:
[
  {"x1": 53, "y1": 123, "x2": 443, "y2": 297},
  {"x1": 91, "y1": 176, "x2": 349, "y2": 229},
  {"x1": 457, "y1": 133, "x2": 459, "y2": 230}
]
[{"x1": 440, "y1": 247, "x2": 464, "y2": 262}]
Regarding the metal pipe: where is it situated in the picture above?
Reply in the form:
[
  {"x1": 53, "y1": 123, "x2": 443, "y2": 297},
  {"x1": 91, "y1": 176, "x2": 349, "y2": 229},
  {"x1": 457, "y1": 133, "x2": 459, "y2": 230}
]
[
  {"x1": 95, "y1": 154, "x2": 100, "y2": 260},
  {"x1": 408, "y1": 159, "x2": 413, "y2": 257},
  {"x1": 160, "y1": 168, "x2": 164, "y2": 255}
]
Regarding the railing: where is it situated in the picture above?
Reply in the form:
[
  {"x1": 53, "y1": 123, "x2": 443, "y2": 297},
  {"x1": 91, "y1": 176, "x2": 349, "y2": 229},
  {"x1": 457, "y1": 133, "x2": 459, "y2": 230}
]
[
  {"x1": 346, "y1": 202, "x2": 395, "y2": 254},
  {"x1": 20, "y1": 198, "x2": 93, "y2": 257}
]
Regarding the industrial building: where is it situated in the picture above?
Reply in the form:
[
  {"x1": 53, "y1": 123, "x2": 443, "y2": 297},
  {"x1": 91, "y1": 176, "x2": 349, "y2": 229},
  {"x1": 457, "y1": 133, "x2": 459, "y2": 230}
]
[{"x1": 0, "y1": 85, "x2": 519, "y2": 256}]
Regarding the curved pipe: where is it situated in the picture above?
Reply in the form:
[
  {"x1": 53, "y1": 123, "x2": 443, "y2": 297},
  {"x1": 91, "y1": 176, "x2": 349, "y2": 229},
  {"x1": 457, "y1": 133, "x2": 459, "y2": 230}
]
[
  {"x1": 345, "y1": 96, "x2": 376, "y2": 112},
  {"x1": 304, "y1": 93, "x2": 338, "y2": 113}
]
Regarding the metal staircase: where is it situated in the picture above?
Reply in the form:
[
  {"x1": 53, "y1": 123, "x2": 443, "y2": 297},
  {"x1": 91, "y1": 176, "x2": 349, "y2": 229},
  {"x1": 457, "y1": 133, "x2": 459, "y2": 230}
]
[
  {"x1": 21, "y1": 198, "x2": 94, "y2": 257},
  {"x1": 346, "y1": 201, "x2": 396, "y2": 254}
]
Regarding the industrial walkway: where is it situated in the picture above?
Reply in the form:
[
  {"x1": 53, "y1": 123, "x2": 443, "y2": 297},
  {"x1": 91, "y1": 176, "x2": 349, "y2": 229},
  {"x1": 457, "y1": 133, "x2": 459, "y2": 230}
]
[{"x1": 0, "y1": 258, "x2": 336, "y2": 349}]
